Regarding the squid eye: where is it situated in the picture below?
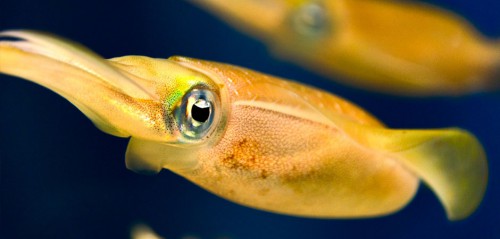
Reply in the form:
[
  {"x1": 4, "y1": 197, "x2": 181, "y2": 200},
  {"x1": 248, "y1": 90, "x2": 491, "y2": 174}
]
[
  {"x1": 291, "y1": 2, "x2": 329, "y2": 37},
  {"x1": 176, "y1": 87, "x2": 217, "y2": 141}
]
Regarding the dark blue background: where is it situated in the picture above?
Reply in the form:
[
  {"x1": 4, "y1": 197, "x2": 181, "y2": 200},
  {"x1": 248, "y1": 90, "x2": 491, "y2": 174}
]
[{"x1": 1, "y1": 1, "x2": 499, "y2": 238}]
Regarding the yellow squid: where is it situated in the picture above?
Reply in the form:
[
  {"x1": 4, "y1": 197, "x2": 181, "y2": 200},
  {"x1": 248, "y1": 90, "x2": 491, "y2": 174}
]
[
  {"x1": 188, "y1": 0, "x2": 500, "y2": 96},
  {"x1": 0, "y1": 31, "x2": 487, "y2": 220}
]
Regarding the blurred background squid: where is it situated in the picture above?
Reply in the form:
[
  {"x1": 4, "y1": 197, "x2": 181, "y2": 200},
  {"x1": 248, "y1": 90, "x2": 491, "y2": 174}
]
[{"x1": 189, "y1": 0, "x2": 500, "y2": 96}]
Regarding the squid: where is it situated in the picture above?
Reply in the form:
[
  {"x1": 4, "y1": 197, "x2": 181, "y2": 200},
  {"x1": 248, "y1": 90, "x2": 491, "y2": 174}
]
[
  {"x1": 0, "y1": 31, "x2": 487, "y2": 220},
  {"x1": 188, "y1": 0, "x2": 500, "y2": 96},
  {"x1": 131, "y1": 224, "x2": 164, "y2": 239}
]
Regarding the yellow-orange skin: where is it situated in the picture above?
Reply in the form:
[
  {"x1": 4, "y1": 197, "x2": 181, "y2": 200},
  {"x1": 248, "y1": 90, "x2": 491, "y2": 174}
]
[
  {"x1": 0, "y1": 31, "x2": 487, "y2": 220},
  {"x1": 162, "y1": 57, "x2": 417, "y2": 218}
]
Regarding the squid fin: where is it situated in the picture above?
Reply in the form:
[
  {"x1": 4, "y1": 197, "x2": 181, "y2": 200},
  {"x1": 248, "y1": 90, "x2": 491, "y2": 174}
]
[
  {"x1": 347, "y1": 124, "x2": 488, "y2": 220},
  {"x1": 389, "y1": 129, "x2": 486, "y2": 220}
]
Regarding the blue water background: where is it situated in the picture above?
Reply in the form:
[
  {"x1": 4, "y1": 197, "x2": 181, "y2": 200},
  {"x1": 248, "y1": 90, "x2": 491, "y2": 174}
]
[{"x1": 1, "y1": 0, "x2": 499, "y2": 238}]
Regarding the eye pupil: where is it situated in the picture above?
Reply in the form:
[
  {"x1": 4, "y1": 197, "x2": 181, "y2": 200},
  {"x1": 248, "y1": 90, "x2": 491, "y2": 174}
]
[{"x1": 191, "y1": 99, "x2": 210, "y2": 123}]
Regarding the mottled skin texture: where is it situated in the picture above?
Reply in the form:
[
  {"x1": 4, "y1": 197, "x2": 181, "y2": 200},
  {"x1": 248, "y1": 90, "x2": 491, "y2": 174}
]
[
  {"x1": 168, "y1": 57, "x2": 419, "y2": 217},
  {"x1": 189, "y1": 0, "x2": 500, "y2": 96},
  {"x1": 0, "y1": 31, "x2": 487, "y2": 220},
  {"x1": 187, "y1": 106, "x2": 418, "y2": 217}
]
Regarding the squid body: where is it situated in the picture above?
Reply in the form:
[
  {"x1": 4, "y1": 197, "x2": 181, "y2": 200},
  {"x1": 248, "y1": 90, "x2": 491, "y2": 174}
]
[
  {"x1": 189, "y1": 0, "x2": 500, "y2": 96},
  {"x1": 0, "y1": 31, "x2": 487, "y2": 220}
]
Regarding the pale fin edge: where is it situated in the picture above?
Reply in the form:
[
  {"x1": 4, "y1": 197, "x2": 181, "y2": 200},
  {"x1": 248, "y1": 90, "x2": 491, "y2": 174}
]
[{"x1": 365, "y1": 127, "x2": 488, "y2": 220}]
